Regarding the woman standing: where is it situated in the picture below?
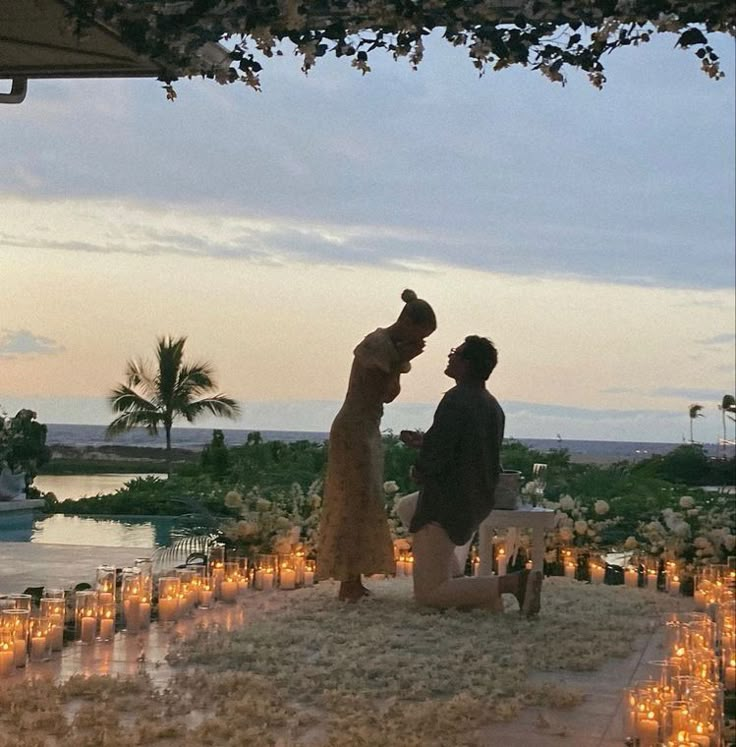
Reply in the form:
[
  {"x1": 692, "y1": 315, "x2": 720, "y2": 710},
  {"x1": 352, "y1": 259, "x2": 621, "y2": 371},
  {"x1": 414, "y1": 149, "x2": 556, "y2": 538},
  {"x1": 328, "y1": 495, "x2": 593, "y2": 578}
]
[{"x1": 317, "y1": 290, "x2": 437, "y2": 601}]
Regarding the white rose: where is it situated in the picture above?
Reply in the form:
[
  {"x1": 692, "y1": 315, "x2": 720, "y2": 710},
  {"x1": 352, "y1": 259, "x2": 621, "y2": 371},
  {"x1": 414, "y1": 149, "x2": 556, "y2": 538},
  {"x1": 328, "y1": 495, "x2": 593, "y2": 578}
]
[
  {"x1": 559, "y1": 495, "x2": 575, "y2": 511},
  {"x1": 559, "y1": 527, "x2": 574, "y2": 542},
  {"x1": 679, "y1": 495, "x2": 695, "y2": 509},
  {"x1": 724, "y1": 534, "x2": 736, "y2": 551},
  {"x1": 224, "y1": 490, "x2": 243, "y2": 508},
  {"x1": 693, "y1": 536, "x2": 709, "y2": 549},
  {"x1": 624, "y1": 536, "x2": 638, "y2": 550},
  {"x1": 574, "y1": 520, "x2": 588, "y2": 535},
  {"x1": 673, "y1": 522, "x2": 690, "y2": 538},
  {"x1": 383, "y1": 481, "x2": 400, "y2": 495},
  {"x1": 256, "y1": 498, "x2": 272, "y2": 511},
  {"x1": 593, "y1": 500, "x2": 610, "y2": 516}
]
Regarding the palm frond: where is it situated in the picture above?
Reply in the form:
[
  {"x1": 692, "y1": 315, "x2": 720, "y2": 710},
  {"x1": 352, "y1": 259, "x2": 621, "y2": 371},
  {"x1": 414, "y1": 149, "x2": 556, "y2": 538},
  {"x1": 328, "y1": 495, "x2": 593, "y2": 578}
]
[
  {"x1": 152, "y1": 534, "x2": 218, "y2": 574},
  {"x1": 180, "y1": 395, "x2": 241, "y2": 422}
]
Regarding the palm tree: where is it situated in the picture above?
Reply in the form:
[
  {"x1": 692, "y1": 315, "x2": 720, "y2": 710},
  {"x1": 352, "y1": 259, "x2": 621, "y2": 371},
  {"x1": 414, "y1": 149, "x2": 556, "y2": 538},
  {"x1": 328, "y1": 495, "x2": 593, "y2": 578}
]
[
  {"x1": 688, "y1": 403, "x2": 705, "y2": 443},
  {"x1": 719, "y1": 394, "x2": 736, "y2": 454},
  {"x1": 107, "y1": 336, "x2": 241, "y2": 473}
]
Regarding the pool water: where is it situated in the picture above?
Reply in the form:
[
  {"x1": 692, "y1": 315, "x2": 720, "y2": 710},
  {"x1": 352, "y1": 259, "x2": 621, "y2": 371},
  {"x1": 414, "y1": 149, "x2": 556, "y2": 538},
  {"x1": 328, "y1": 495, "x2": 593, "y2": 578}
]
[{"x1": 0, "y1": 512, "x2": 184, "y2": 548}]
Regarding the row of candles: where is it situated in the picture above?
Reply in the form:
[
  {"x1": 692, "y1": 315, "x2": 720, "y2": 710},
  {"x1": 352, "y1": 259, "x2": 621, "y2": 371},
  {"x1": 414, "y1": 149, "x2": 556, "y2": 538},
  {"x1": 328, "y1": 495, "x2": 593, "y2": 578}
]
[
  {"x1": 624, "y1": 561, "x2": 735, "y2": 746},
  {"x1": 0, "y1": 547, "x2": 318, "y2": 677}
]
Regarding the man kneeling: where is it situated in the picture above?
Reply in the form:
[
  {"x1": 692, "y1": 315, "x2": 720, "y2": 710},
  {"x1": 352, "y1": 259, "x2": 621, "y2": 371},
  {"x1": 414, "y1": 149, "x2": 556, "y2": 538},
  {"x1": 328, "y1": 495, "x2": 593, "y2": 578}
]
[{"x1": 399, "y1": 336, "x2": 541, "y2": 615}]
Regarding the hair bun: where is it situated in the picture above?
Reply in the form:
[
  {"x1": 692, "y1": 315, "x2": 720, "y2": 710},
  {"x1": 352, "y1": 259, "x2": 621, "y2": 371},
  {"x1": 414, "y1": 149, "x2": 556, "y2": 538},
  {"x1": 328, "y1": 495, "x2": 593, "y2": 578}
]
[{"x1": 401, "y1": 289, "x2": 418, "y2": 303}]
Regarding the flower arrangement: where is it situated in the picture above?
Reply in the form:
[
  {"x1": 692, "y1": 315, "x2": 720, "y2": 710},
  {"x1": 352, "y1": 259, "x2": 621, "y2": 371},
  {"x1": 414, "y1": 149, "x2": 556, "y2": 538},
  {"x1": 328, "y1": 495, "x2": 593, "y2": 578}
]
[
  {"x1": 218, "y1": 480, "x2": 323, "y2": 558},
  {"x1": 626, "y1": 492, "x2": 736, "y2": 573},
  {"x1": 541, "y1": 493, "x2": 618, "y2": 555}
]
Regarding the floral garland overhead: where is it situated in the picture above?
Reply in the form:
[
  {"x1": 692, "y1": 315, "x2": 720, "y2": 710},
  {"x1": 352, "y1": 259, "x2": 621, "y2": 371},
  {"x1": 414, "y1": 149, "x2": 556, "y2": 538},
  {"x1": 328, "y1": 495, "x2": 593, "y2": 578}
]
[{"x1": 65, "y1": 0, "x2": 734, "y2": 94}]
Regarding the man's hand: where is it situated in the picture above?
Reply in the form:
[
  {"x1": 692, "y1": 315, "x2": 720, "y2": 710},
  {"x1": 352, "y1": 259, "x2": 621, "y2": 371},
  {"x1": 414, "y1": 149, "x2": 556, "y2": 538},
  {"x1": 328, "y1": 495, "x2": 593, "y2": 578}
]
[{"x1": 400, "y1": 430, "x2": 423, "y2": 449}]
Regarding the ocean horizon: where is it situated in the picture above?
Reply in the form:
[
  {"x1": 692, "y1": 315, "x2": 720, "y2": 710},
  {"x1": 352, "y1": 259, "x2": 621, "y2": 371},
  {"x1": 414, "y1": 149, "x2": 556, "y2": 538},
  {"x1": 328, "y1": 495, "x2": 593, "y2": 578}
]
[{"x1": 45, "y1": 423, "x2": 731, "y2": 461}]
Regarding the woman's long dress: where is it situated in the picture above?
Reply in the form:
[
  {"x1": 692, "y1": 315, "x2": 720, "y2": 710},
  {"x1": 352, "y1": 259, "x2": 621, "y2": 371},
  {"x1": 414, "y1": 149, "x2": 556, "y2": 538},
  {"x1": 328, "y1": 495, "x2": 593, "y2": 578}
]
[{"x1": 316, "y1": 328, "x2": 406, "y2": 581}]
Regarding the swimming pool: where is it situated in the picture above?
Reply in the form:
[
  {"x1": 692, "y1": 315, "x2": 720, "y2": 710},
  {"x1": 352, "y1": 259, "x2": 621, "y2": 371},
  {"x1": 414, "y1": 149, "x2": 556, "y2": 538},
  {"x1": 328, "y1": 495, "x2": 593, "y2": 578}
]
[{"x1": 0, "y1": 512, "x2": 185, "y2": 548}]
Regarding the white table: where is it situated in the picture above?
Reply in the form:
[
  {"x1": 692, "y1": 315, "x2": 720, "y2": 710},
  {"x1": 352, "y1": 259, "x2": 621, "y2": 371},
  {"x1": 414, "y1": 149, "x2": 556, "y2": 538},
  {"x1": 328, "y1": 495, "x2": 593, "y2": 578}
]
[{"x1": 477, "y1": 506, "x2": 556, "y2": 576}]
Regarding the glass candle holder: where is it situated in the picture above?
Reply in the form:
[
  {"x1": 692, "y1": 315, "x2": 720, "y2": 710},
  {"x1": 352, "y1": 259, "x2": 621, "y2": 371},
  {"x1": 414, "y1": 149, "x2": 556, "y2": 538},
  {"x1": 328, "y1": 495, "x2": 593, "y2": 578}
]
[
  {"x1": 197, "y1": 577, "x2": 214, "y2": 609},
  {"x1": 1, "y1": 608, "x2": 29, "y2": 667},
  {"x1": 40, "y1": 593, "x2": 65, "y2": 652},
  {"x1": 134, "y1": 558, "x2": 153, "y2": 629},
  {"x1": 0, "y1": 628, "x2": 14, "y2": 677},
  {"x1": 9, "y1": 593, "x2": 32, "y2": 611},
  {"x1": 75, "y1": 590, "x2": 97, "y2": 645},
  {"x1": 208, "y1": 543, "x2": 226, "y2": 596},
  {"x1": 97, "y1": 599, "x2": 115, "y2": 642},
  {"x1": 254, "y1": 555, "x2": 277, "y2": 591},
  {"x1": 304, "y1": 559, "x2": 316, "y2": 587},
  {"x1": 29, "y1": 616, "x2": 51, "y2": 662},
  {"x1": 157, "y1": 576, "x2": 180, "y2": 622},
  {"x1": 219, "y1": 562, "x2": 239, "y2": 602},
  {"x1": 278, "y1": 557, "x2": 297, "y2": 591},
  {"x1": 95, "y1": 564, "x2": 117, "y2": 605},
  {"x1": 121, "y1": 567, "x2": 143, "y2": 633},
  {"x1": 293, "y1": 550, "x2": 305, "y2": 587},
  {"x1": 589, "y1": 556, "x2": 605, "y2": 585},
  {"x1": 237, "y1": 558, "x2": 250, "y2": 591}
]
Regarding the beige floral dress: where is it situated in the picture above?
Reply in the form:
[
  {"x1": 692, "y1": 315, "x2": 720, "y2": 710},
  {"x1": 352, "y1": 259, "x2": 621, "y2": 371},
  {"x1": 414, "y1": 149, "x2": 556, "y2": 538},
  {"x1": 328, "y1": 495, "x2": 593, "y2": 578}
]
[{"x1": 316, "y1": 328, "x2": 408, "y2": 581}]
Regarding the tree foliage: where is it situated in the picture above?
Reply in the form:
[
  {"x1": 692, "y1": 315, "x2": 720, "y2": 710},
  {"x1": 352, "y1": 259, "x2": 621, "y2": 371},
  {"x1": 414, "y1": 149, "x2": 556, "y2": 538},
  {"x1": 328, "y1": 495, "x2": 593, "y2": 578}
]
[
  {"x1": 107, "y1": 335, "x2": 240, "y2": 471},
  {"x1": 66, "y1": 0, "x2": 734, "y2": 95},
  {"x1": 0, "y1": 408, "x2": 51, "y2": 486}
]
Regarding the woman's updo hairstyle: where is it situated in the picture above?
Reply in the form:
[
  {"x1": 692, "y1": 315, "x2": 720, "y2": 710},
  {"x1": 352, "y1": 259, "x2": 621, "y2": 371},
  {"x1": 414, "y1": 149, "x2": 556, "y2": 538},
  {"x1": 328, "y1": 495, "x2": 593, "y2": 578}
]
[{"x1": 398, "y1": 288, "x2": 437, "y2": 331}]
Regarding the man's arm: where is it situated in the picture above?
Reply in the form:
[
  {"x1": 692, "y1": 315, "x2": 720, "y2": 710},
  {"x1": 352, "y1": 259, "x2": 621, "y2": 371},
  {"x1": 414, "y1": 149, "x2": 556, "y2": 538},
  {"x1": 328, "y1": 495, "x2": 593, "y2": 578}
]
[{"x1": 414, "y1": 394, "x2": 463, "y2": 479}]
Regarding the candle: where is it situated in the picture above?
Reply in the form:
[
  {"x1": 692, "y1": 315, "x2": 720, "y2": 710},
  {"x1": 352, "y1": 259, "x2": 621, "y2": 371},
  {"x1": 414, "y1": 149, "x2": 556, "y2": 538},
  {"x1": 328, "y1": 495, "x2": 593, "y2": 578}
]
[
  {"x1": 590, "y1": 564, "x2": 605, "y2": 584},
  {"x1": 13, "y1": 638, "x2": 26, "y2": 667},
  {"x1": 565, "y1": 561, "x2": 576, "y2": 579},
  {"x1": 30, "y1": 633, "x2": 48, "y2": 662},
  {"x1": 625, "y1": 567, "x2": 638, "y2": 587},
  {"x1": 198, "y1": 587, "x2": 213, "y2": 609},
  {"x1": 669, "y1": 576, "x2": 681, "y2": 595},
  {"x1": 97, "y1": 592, "x2": 114, "y2": 605},
  {"x1": 279, "y1": 568, "x2": 296, "y2": 591},
  {"x1": 99, "y1": 616, "x2": 115, "y2": 641},
  {"x1": 158, "y1": 597, "x2": 178, "y2": 622},
  {"x1": 238, "y1": 576, "x2": 249, "y2": 592},
  {"x1": 220, "y1": 579, "x2": 238, "y2": 601},
  {"x1": 49, "y1": 615, "x2": 64, "y2": 651},
  {"x1": 0, "y1": 644, "x2": 13, "y2": 677},
  {"x1": 139, "y1": 601, "x2": 151, "y2": 629},
  {"x1": 636, "y1": 712, "x2": 660, "y2": 746},
  {"x1": 694, "y1": 588, "x2": 707, "y2": 610},
  {"x1": 80, "y1": 616, "x2": 96, "y2": 644},
  {"x1": 496, "y1": 549, "x2": 508, "y2": 576},
  {"x1": 405, "y1": 556, "x2": 414, "y2": 577},
  {"x1": 472, "y1": 558, "x2": 480, "y2": 577},
  {"x1": 304, "y1": 570, "x2": 315, "y2": 586},
  {"x1": 124, "y1": 597, "x2": 141, "y2": 633},
  {"x1": 725, "y1": 657, "x2": 736, "y2": 691}
]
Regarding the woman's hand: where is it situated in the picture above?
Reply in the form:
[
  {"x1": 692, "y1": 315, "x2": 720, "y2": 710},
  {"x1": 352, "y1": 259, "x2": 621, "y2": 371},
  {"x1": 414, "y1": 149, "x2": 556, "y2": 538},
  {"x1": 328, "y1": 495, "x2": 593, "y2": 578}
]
[
  {"x1": 396, "y1": 338, "x2": 426, "y2": 362},
  {"x1": 400, "y1": 430, "x2": 423, "y2": 449}
]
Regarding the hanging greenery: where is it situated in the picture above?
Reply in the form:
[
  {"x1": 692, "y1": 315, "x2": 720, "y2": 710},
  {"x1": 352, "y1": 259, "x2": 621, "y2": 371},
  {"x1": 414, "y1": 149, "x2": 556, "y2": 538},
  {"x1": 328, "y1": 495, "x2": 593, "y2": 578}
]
[{"x1": 65, "y1": 0, "x2": 734, "y2": 97}]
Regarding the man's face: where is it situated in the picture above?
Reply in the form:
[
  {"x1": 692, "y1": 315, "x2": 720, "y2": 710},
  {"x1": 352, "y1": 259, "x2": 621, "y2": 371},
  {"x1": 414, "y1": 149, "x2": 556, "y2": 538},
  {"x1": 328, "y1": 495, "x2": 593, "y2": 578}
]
[{"x1": 444, "y1": 343, "x2": 468, "y2": 380}]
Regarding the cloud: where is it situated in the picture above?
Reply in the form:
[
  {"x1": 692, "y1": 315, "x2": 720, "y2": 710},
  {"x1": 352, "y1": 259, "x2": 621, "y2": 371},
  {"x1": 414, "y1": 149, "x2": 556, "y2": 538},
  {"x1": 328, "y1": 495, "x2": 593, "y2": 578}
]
[
  {"x1": 696, "y1": 332, "x2": 735, "y2": 346},
  {"x1": 0, "y1": 329, "x2": 65, "y2": 359},
  {"x1": 651, "y1": 387, "x2": 726, "y2": 401},
  {"x1": 0, "y1": 33, "x2": 733, "y2": 291}
]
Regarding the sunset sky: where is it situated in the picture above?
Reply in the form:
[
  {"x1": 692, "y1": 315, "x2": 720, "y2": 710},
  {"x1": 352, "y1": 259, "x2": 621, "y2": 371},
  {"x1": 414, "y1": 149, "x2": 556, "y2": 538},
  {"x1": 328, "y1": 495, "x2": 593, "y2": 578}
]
[{"x1": 1, "y1": 32, "x2": 734, "y2": 443}]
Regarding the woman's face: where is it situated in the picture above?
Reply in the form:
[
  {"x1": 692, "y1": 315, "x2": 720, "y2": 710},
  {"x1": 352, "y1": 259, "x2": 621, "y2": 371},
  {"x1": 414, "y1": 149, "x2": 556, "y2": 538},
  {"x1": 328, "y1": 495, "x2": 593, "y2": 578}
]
[{"x1": 401, "y1": 320, "x2": 435, "y2": 343}]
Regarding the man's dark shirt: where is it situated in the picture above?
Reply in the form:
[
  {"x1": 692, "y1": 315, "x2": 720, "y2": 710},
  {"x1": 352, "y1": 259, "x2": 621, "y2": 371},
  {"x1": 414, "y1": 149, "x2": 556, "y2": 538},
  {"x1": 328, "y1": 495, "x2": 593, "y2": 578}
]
[{"x1": 409, "y1": 383, "x2": 505, "y2": 545}]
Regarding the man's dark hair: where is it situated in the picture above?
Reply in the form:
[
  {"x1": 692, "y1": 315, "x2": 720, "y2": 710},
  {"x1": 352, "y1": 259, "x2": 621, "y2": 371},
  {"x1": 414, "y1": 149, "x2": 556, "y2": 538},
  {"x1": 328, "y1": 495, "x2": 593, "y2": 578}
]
[{"x1": 460, "y1": 336, "x2": 498, "y2": 381}]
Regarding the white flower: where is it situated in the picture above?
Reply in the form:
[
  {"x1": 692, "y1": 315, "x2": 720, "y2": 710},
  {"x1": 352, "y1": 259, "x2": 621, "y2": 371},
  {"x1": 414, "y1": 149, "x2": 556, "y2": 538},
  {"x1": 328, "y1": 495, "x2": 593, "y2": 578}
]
[
  {"x1": 559, "y1": 495, "x2": 575, "y2": 511},
  {"x1": 256, "y1": 498, "x2": 272, "y2": 512},
  {"x1": 224, "y1": 490, "x2": 243, "y2": 508},
  {"x1": 724, "y1": 534, "x2": 736, "y2": 551},
  {"x1": 679, "y1": 495, "x2": 695, "y2": 509},
  {"x1": 593, "y1": 500, "x2": 609, "y2": 516},
  {"x1": 673, "y1": 522, "x2": 690, "y2": 538},
  {"x1": 624, "y1": 536, "x2": 638, "y2": 550},
  {"x1": 558, "y1": 527, "x2": 574, "y2": 542},
  {"x1": 383, "y1": 481, "x2": 400, "y2": 495},
  {"x1": 693, "y1": 536, "x2": 709, "y2": 549},
  {"x1": 574, "y1": 520, "x2": 588, "y2": 535}
]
